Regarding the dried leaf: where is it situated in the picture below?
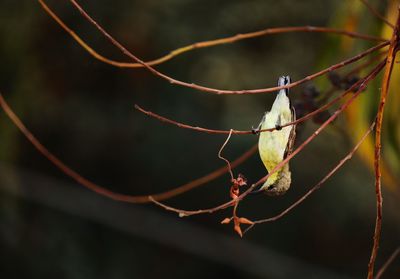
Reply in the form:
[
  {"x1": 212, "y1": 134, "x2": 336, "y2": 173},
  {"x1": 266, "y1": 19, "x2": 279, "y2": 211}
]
[
  {"x1": 238, "y1": 217, "x2": 254, "y2": 225},
  {"x1": 221, "y1": 217, "x2": 232, "y2": 224},
  {"x1": 234, "y1": 224, "x2": 243, "y2": 237}
]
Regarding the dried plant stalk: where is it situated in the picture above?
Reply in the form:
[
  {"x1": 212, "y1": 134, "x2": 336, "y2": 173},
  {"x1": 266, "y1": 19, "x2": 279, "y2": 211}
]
[{"x1": 368, "y1": 7, "x2": 400, "y2": 279}]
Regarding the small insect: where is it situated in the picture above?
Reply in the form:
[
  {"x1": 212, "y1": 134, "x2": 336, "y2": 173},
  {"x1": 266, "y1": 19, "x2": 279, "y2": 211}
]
[{"x1": 253, "y1": 76, "x2": 296, "y2": 195}]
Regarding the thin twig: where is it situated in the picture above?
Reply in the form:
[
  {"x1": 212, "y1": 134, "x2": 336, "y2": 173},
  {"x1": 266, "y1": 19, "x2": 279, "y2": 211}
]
[
  {"x1": 244, "y1": 60, "x2": 382, "y2": 198},
  {"x1": 217, "y1": 129, "x2": 234, "y2": 181},
  {"x1": 0, "y1": 92, "x2": 257, "y2": 203},
  {"x1": 344, "y1": 51, "x2": 387, "y2": 78},
  {"x1": 375, "y1": 246, "x2": 400, "y2": 279},
  {"x1": 244, "y1": 118, "x2": 376, "y2": 234},
  {"x1": 318, "y1": 52, "x2": 386, "y2": 103},
  {"x1": 68, "y1": 0, "x2": 389, "y2": 95},
  {"x1": 134, "y1": 61, "x2": 382, "y2": 135},
  {"x1": 38, "y1": 0, "x2": 387, "y2": 68},
  {"x1": 150, "y1": 61, "x2": 385, "y2": 217},
  {"x1": 149, "y1": 195, "x2": 233, "y2": 217},
  {"x1": 367, "y1": 8, "x2": 400, "y2": 279},
  {"x1": 359, "y1": 0, "x2": 395, "y2": 29}
]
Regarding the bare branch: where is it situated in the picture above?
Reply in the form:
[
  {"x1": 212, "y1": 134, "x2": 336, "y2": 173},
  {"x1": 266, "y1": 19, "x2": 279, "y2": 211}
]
[
  {"x1": 38, "y1": 0, "x2": 387, "y2": 69},
  {"x1": 134, "y1": 65, "x2": 382, "y2": 134},
  {"x1": 217, "y1": 129, "x2": 234, "y2": 181},
  {"x1": 0, "y1": 92, "x2": 257, "y2": 203},
  {"x1": 67, "y1": 0, "x2": 389, "y2": 95},
  {"x1": 375, "y1": 246, "x2": 400, "y2": 279},
  {"x1": 244, "y1": 118, "x2": 376, "y2": 233},
  {"x1": 344, "y1": 51, "x2": 387, "y2": 78},
  {"x1": 150, "y1": 61, "x2": 385, "y2": 217},
  {"x1": 153, "y1": 144, "x2": 257, "y2": 201},
  {"x1": 149, "y1": 195, "x2": 233, "y2": 217},
  {"x1": 368, "y1": 8, "x2": 400, "y2": 279},
  {"x1": 359, "y1": 0, "x2": 395, "y2": 29}
]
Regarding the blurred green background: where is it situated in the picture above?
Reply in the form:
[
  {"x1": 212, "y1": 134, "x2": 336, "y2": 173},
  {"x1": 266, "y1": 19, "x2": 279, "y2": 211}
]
[{"x1": 0, "y1": 0, "x2": 399, "y2": 278}]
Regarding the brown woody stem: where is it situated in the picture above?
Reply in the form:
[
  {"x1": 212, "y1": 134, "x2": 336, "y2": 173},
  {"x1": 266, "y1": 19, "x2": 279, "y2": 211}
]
[
  {"x1": 66, "y1": 0, "x2": 389, "y2": 95},
  {"x1": 367, "y1": 7, "x2": 400, "y2": 279},
  {"x1": 374, "y1": 246, "x2": 400, "y2": 279},
  {"x1": 150, "y1": 61, "x2": 385, "y2": 217},
  {"x1": 38, "y1": 0, "x2": 387, "y2": 69},
  {"x1": 244, "y1": 119, "x2": 376, "y2": 234},
  {"x1": 134, "y1": 65, "x2": 382, "y2": 135},
  {"x1": 0, "y1": 92, "x2": 257, "y2": 203}
]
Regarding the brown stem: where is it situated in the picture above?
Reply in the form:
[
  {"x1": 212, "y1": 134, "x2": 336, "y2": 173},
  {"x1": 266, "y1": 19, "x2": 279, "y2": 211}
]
[
  {"x1": 134, "y1": 65, "x2": 382, "y2": 134},
  {"x1": 217, "y1": 129, "x2": 234, "y2": 181},
  {"x1": 38, "y1": 0, "x2": 387, "y2": 68},
  {"x1": 68, "y1": 0, "x2": 389, "y2": 95},
  {"x1": 317, "y1": 52, "x2": 387, "y2": 103},
  {"x1": 367, "y1": 7, "x2": 400, "y2": 279},
  {"x1": 244, "y1": 119, "x2": 376, "y2": 233},
  {"x1": 374, "y1": 246, "x2": 400, "y2": 279},
  {"x1": 359, "y1": 0, "x2": 395, "y2": 29},
  {"x1": 0, "y1": 91, "x2": 257, "y2": 203},
  {"x1": 344, "y1": 51, "x2": 387, "y2": 78},
  {"x1": 150, "y1": 61, "x2": 385, "y2": 217}
]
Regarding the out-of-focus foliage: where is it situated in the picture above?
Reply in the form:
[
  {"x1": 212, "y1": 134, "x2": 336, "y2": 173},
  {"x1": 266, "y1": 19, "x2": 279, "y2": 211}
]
[{"x1": 326, "y1": 0, "x2": 400, "y2": 193}]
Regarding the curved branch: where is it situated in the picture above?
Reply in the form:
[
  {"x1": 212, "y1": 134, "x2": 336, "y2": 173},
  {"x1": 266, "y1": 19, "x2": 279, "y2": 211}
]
[
  {"x1": 368, "y1": 8, "x2": 400, "y2": 279},
  {"x1": 37, "y1": 0, "x2": 387, "y2": 69},
  {"x1": 375, "y1": 246, "x2": 400, "y2": 279},
  {"x1": 0, "y1": 92, "x2": 257, "y2": 203},
  {"x1": 150, "y1": 61, "x2": 385, "y2": 217},
  {"x1": 359, "y1": 0, "x2": 395, "y2": 29},
  {"x1": 134, "y1": 65, "x2": 381, "y2": 134},
  {"x1": 244, "y1": 119, "x2": 376, "y2": 233},
  {"x1": 217, "y1": 129, "x2": 235, "y2": 181},
  {"x1": 67, "y1": 0, "x2": 389, "y2": 95},
  {"x1": 344, "y1": 51, "x2": 387, "y2": 78}
]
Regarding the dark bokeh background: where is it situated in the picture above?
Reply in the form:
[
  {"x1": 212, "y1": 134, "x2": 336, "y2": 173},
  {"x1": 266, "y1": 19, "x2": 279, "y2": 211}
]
[{"x1": 0, "y1": 0, "x2": 399, "y2": 278}]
